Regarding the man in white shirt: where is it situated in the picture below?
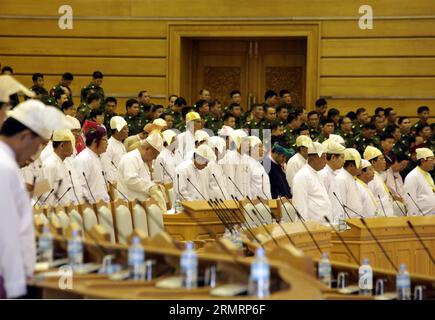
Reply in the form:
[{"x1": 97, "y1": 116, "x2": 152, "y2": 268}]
[
  {"x1": 153, "y1": 129, "x2": 182, "y2": 183},
  {"x1": 292, "y1": 142, "x2": 333, "y2": 222},
  {"x1": 207, "y1": 136, "x2": 230, "y2": 199},
  {"x1": 404, "y1": 148, "x2": 435, "y2": 215},
  {"x1": 0, "y1": 99, "x2": 71, "y2": 298},
  {"x1": 117, "y1": 132, "x2": 166, "y2": 210},
  {"x1": 176, "y1": 111, "x2": 202, "y2": 159},
  {"x1": 175, "y1": 144, "x2": 222, "y2": 201},
  {"x1": 285, "y1": 135, "x2": 312, "y2": 189},
  {"x1": 43, "y1": 129, "x2": 83, "y2": 205},
  {"x1": 356, "y1": 159, "x2": 379, "y2": 217},
  {"x1": 364, "y1": 146, "x2": 395, "y2": 216},
  {"x1": 246, "y1": 136, "x2": 272, "y2": 199},
  {"x1": 331, "y1": 148, "x2": 364, "y2": 220},
  {"x1": 101, "y1": 116, "x2": 128, "y2": 183},
  {"x1": 318, "y1": 139, "x2": 345, "y2": 194},
  {"x1": 74, "y1": 126, "x2": 110, "y2": 203},
  {"x1": 219, "y1": 129, "x2": 251, "y2": 198}
]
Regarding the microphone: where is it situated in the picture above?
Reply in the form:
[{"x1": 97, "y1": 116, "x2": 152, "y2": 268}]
[
  {"x1": 389, "y1": 191, "x2": 407, "y2": 216},
  {"x1": 41, "y1": 188, "x2": 55, "y2": 204},
  {"x1": 407, "y1": 192, "x2": 425, "y2": 216},
  {"x1": 101, "y1": 171, "x2": 113, "y2": 202},
  {"x1": 160, "y1": 163, "x2": 174, "y2": 181},
  {"x1": 228, "y1": 176, "x2": 245, "y2": 198},
  {"x1": 360, "y1": 218, "x2": 398, "y2": 272},
  {"x1": 406, "y1": 221, "x2": 435, "y2": 265},
  {"x1": 377, "y1": 194, "x2": 388, "y2": 217},
  {"x1": 176, "y1": 174, "x2": 186, "y2": 201},
  {"x1": 332, "y1": 192, "x2": 351, "y2": 219},
  {"x1": 343, "y1": 204, "x2": 364, "y2": 219},
  {"x1": 217, "y1": 198, "x2": 264, "y2": 247},
  {"x1": 291, "y1": 207, "x2": 323, "y2": 255},
  {"x1": 246, "y1": 195, "x2": 269, "y2": 223},
  {"x1": 232, "y1": 194, "x2": 260, "y2": 228},
  {"x1": 256, "y1": 196, "x2": 296, "y2": 247},
  {"x1": 211, "y1": 173, "x2": 227, "y2": 200},
  {"x1": 260, "y1": 173, "x2": 269, "y2": 200},
  {"x1": 110, "y1": 160, "x2": 118, "y2": 169},
  {"x1": 33, "y1": 193, "x2": 45, "y2": 207},
  {"x1": 276, "y1": 197, "x2": 295, "y2": 223},
  {"x1": 186, "y1": 177, "x2": 207, "y2": 200},
  {"x1": 323, "y1": 216, "x2": 360, "y2": 265},
  {"x1": 57, "y1": 187, "x2": 72, "y2": 204},
  {"x1": 82, "y1": 172, "x2": 96, "y2": 203},
  {"x1": 68, "y1": 170, "x2": 80, "y2": 204},
  {"x1": 106, "y1": 179, "x2": 129, "y2": 202},
  {"x1": 250, "y1": 209, "x2": 280, "y2": 247},
  {"x1": 208, "y1": 199, "x2": 234, "y2": 233}
]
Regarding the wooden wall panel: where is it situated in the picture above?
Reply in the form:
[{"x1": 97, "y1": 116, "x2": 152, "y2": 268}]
[
  {"x1": 0, "y1": 56, "x2": 166, "y2": 76},
  {"x1": 322, "y1": 38, "x2": 435, "y2": 57},
  {"x1": 0, "y1": 19, "x2": 167, "y2": 38},
  {"x1": 320, "y1": 77, "x2": 435, "y2": 97},
  {"x1": 321, "y1": 58, "x2": 435, "y2": 76},
  {"x1": 322, "y1": 20, "x2": 435, "y2": 38},
  {"x1": 0, "y1": 37, "x2": 166, "y2": 57}
]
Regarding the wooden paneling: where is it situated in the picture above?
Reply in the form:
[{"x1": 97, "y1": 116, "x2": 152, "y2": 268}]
[
  {"x1": 321, "y1": 58, "x2": 435, "y2": 76},
  {"x1": 0, "y1": 19, "x2": 167, "y2": 38},
  {"x1": 322, "y1": 38, "x2": 435, "y2": 57},
  {"x1": 320, "y1": 77, "x2": 435, "y2": 97},
  {"x1": 0, "y1": 56, "x2": 166, "y2": 76},
  {"x1": 322, "y1": 20, "x2": 435, "y2": 38},
  {"x1": 2, "y1": 0, "x2": 435, "y2": 17},
  {"x1": 0, "y1": 37, "x2": 166, "y2": 57},
  {"x1": 13, "y1": 75, "x2": 166, "y2": 97}
]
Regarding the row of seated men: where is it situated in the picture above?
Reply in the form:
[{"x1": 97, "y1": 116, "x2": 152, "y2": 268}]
[{"x1": 23, "y1": 110, "x2": 434, "y2": 225}]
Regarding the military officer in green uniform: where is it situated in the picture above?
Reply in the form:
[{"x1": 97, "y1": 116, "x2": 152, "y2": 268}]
[
  {"x1": 204, "y1": 99, "x2": 223, "y2": 135},
  {"x1": 80, "y1": 71, "x2": 105, "y2": 110},
  {"x1": 165, "y1": 96, "x2": 185, "y2": 129},
  {"x1": 103, "y1": 97, "x2": 118, "y2": 136},
  {"x1": 411, "y1": 106, "x2": 430, "y2": 134},
  {"x1": 246, "y1": 104, "x2": 266, "y2": 137},
  {"x1": 315, "y1": 118, "x2": 335, "y2": 143},
  {"x1": 336, "y1": 116, "x2": 355, "y2": 148},
  {"x1": 307, "y1": 111, "x2": 321, "y2": 141},
  {"x1": 123, "y1": 98, "x2": 146, "y2": 136},
  {"x1": 76, "y1": 92, "x2": 101, "y2": 125},
  {"x1": 25, "y1": 73, "x2": 48, "y2": 101},
  {"x1": 352, "y1": 107, "x2": 369, "y2": 135},
  {"x1": 227, "y1": 103, "x2": 244, "y2": 129},
  {"x1": 352, "y1": 123, "x2": 377, "y2": 155},
  {"x1": 50, "y1": 72, "x2": 74, "y2": 104}
]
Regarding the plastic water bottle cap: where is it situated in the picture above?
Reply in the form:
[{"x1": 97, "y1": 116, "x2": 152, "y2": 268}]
[
  {"x1": 186, "y1": 241, "x2": 194, "y2": 250},
  {"x1": 132, "y1": 236, "x2": 140, "y2": 244},
  {"x1": 400, "y1": 264, "x2": 407, "y2": 271},
  {"x1": 363, "y1": 258, "x2": 369, "y2": 265},
  {"x1": 321, "y1": 252, "x2": 328, "y2": 259},
  {"x1": 256, "y1": 247, "x2": 265, "y2": 257},
  {"x1": 43, "y1": 225, "x2": 50, "y2": 233},
  {"x1": 72, "y1": 229, "x2": 79, "y2": 237}
]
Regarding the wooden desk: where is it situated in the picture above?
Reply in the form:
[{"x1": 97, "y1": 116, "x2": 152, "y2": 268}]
[{"x1": 330, "y1": 216, "x2": 435, "y2": 276}]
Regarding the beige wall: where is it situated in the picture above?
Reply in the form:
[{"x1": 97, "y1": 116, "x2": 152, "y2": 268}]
[{"x1": 0, "y1": 0, "x2": 434, "y2": 117}]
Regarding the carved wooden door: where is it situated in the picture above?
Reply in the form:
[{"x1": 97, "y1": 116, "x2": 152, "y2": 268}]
[{"x1": 192, "y1": 39, "x2": 306, "y2": 109}]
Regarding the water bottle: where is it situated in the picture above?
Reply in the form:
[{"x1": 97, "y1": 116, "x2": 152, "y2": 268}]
[
  {"x1": 128, "y1": 236, "x2": 145, "y2": 281},
  {"x1": 318, "y1": 252, "x2": 332, "y2": 288},
  {"x1": 38, "y1": 225, "x2": 54, "y2": 263},
  {"x1": 180, "y1": 241, "x2": 198, "y2": 289},
  {"x1": 396, "y1": 264, "x2": 411, "y2": 300},
  {"x1": 222, "y1": 228, "x2": 231, "y2": 241},
  {"x1": 232, "y1": 229, "x2": 243, "y2": 249},
  {"x1": 67, "y1": 229, "x2": 83, "y2": 270},
  {"x1": 358, "y1": 258, "x2": 373, "y2": 295},
  {"x1": 248, "y1": 247, "x2": 270, "y2": 298},
  {"x1": 338, "y1": 213, "x2": 347, "y2": 232},
  {"x1": 174, "y1": 200, "x2": 183, "y2": 213}
]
